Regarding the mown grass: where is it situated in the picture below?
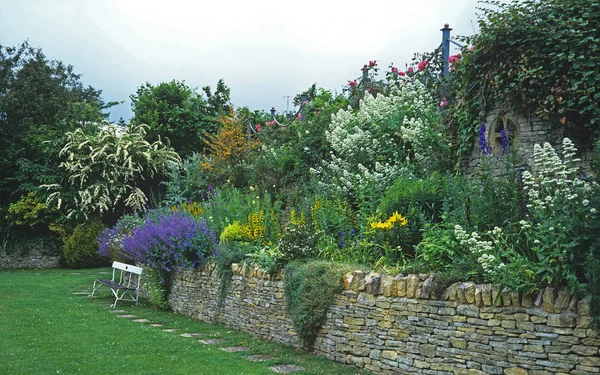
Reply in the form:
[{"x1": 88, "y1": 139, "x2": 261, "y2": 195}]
[{"x1": 0, "y1": 268, "x2": 369, "y2": 375}]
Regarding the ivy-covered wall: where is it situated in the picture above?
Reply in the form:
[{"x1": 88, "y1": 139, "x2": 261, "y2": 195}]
[
  {"x1": 466, "y1": 108, "x2": 595, "y2": 175},
  {"x1": 167, "y1": 264, "x2": 600, "y2": 375}
]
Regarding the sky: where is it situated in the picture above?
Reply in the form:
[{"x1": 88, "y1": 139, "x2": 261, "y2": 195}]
[{"x1": 0, "y1": 0, "x2": 482, "y2": 122}]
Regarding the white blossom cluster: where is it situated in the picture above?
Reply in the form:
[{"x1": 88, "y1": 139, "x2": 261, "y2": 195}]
[
  {"x1": 454, "y1": 224, "x2": 505, "y2": 274},
  {"x1": 522, "y1": 138, "x2": 594, "y2": 214},
  {"x1": 315, "y1": 80, "x2": 446, "y2": 194}
]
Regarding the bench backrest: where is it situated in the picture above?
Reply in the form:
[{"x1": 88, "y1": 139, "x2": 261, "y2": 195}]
[
  {"x1": 111, "y1": 261, "x2": 143, "y2": 290},
  {"x1": 112, "y1": 261, "x2": 143, "y2": 275}
]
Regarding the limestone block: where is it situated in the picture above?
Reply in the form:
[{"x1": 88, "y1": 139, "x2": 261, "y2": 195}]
[
  {"x1": 521, "y1": 294, "x2": 534, "y2": 308},
  {"x1": 510, "y1": 291, "x2": 521, "y2": 307},
  {"x1": 395, "y1": 276, "x2": 407, "y2": 297},
  {"x1": 492, "y1": 284, "x2": 502, "y2": 306},
  {"x1": 445, "y1": 282, "x2": 459, "y2": 301},
  {"x1": 380, "y1": 276, "x2": 395, "y2": 297},
  {"x1": 464, "y1": 282, "x2": 476, "y2": 304},
  {"x1": 406, "y1": 275, "x2": 419, "y2": 298},
  {"x1": 553, "y1": 286, "x2": 570, "y2": 313},
  {"x1": 343, "y1": 272, "x2": 353, "y2": 290},
  {"x1": 349, "y1": 270, "x2": 365, "y2": 291},
  {"x1": 504, "y1": 368, "x2": 528, "y2": 375},
  {"x1": 364, "y1": 272, "x2": 381, "y2": 295},
  {"x1": 481, "y1": 284, "x2": 492, "y2": 306},
  {"x1": 543, "y1": 287, "x2": 557, "y2": 313},
  {"x1": 501, "y1": 287, "x2": 512, "y2": 307},
  {"x1": 578, "y1": 297, "x2": 591, "y2": 315}
]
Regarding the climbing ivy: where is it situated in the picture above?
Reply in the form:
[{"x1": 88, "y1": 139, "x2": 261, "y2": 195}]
[{"x1": 447, "y1": 0, "x2": 600, "y2": 161}]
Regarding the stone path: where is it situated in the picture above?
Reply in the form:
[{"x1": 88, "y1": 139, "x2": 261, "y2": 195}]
[
  {"x1": 220, "y1": 346, "x2": 249, "y2": 353},
  {"x1": 269, "y1": 364, "x2": 305, "y2": 373},
  {"x1": 179, "y1": 333, "x2": 204, "y2": 338},
  {"x1": 93, "y1": 293, "x2": 307, "y2": 373},
  {"x1": 199, "y1": 339, "x2": 225, "y2": 345}
]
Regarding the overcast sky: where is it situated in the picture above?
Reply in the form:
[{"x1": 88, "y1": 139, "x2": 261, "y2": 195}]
[{"x1": 0, "y1": 0, "x2": 482, "y2": 122}]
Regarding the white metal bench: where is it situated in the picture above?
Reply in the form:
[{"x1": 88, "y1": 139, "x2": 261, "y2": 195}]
[{"x1": 90, "y1": 261, "x2": 143, "y2": 307}]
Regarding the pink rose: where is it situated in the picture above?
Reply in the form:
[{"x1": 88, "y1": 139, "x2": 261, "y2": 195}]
[
  {"x1": 407, "y1": 67, "x2": 414, "y2": 73},
  {"x1": 398, "y1": 71, "x2": 406, "y2": 76},
  {"x1": 255, "y1": 124, "x2": 262, "y2": 132},
  {"x1": 440, "y1": 100, "x2": 447, "y2": 109},
  {"x1": 417, "y1": 60, "x2": 428, "y2": 71}
]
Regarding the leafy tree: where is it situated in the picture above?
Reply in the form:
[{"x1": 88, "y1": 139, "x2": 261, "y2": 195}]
[
  {"x1": 202, "y1": 78, "x2": 231, "y2": 116},
  {"x1": 130, "y1": 79, "x2": 231, "y2": 157},
  {"x1": 43, "y1": 124, "x2": 181, "y2": 221},
  {"x1": 0, "y1": 42, "x2": 112, "y2": 204}
]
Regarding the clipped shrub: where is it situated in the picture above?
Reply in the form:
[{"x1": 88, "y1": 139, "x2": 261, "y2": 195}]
[
  {"x1": 62, "y1": 219, "x2": 106, "y2": 268},
  {"x1": 284, "y1": 261, "x2": 355, "y2": 348}
]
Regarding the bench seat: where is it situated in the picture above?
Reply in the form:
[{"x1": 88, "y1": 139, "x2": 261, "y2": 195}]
[{"x1": 90, "y1": 261, "x2": 143, "y2": 307}]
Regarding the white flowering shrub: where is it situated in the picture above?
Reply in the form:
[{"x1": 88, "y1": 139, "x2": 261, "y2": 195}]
[
  {"x1": 517, "y1": 138, "x2": 598, "y2": 290},
  {"x1": 311, "y1": 80, "x2": 449, "y2": 195},
  {"x1": 43, "y1": 124, "x2": 181, "y2": 219}
]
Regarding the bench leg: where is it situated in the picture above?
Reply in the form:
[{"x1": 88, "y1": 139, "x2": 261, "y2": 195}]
[{"x1": 90, "y1": 280, "x2": 104, "y2": 298}]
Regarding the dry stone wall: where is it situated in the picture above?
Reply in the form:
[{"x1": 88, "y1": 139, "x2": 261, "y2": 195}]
[
  {"x1": 167, "y1": 264, "x2": 600, "y2": 375},
  {"x1": 0, "y1": 249, "x2": 60, "y2": 269}
]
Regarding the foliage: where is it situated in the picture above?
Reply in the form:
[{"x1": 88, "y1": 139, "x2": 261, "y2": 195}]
[
  {"x1": 312, "y1": 80, "x2": 450, "y2": 199},
  {"x1": 97, "y1": 213, "x2": 144, "y2": 262},
  {"x1": 143, "y1": 265, "x2": 169, "y2": 310},
  {"x1": 161, "y1": 153, "x2": 208, "y2": 204},
  {"x1": 284, "y1": 261, "x2": 355, "y2": 349},
  {"x1": 4, "y1": 192, "x2": 60, "y2": 240},
  {"x1": 0, "y1": 41, "x2": 112, "y2": 206},
  {"x1": 250, "y1": 86, "x2": 347, "y2": 202},
  {"x1": 43, "y1": 124, "x2": 181, "y2": 220},
  {"x1": 62, "y1": 219, "x2": 106, "y2": 268},
  {"x1": 202, "y1": 107, "x2": 258, "y2": 187},
  {"x1": 517, "y1": 138, "x2": 599, "y2": 291},
  {"x1": 278, "y1": 223, "x2": 321, "y2": 262},
  {"x1": 447, "y1": 0, "x2": 600, "y2": 160},
  {"x1": 376, "y1": 174, "x2": 446, "y2": 253},
  {"x1": 130, "y1": 79, "x2": 228, "y2": 157}
]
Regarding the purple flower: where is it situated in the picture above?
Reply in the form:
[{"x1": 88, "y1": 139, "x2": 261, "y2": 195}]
[
  {"x1": 500, "y1": 129, "x2": 510, "y2": 155},
  {"x1": 120, "y1": 210, "x2": 217, "y2": 279},
  {"x1": 479, "y1": 122, "x2": 492, "y2": 155}
]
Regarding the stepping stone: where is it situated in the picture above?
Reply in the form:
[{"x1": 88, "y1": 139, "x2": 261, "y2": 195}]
[
  {"x1": 109, "y1": 310, "x2": 128, "y2": 313},
  {"x1": 149, "y1": 324, "x2": 163, "y2": 327},
  {"x1": 269, "y1": 365, "x2": 305, "y2": 373},
  {"x1": 132, "y1": 319, "x2": 151, "y2": 323},
  {"x1": 179, "y1": 333, "x2": 204, "y2": 338},
  {"x1": 162, "y1": 329, "x2": 179, "y2": 332},
  {"x1": 69, "y1": 272, "x2": 82, "y2": 275},
  {"x1": 116, "y1": 314, "x2": 137, "y2": 318},
  {"x1": 72, "y1": 292, "x2": 89, "y2": 295},
  {"x1": 220, "y1": 346, "x2": 249, "y2": 353},
  {"x1": 199, "y1": 339, "x2": 225, "y2": 345},
  {"x1": 246, "y1": 355, "x2": 275, "y2": 362}
]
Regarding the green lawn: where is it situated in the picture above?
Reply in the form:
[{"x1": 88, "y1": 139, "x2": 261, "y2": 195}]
[{"x1": 0, "y1": 268, "x2": 369, "y2": 375}]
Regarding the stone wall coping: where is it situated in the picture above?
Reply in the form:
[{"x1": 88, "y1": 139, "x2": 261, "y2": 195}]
[{"x1": 342, "y1": 270, "x2": 590, "y2": 316}]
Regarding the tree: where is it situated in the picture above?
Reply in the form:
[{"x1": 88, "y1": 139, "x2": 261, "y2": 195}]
[
  {"x1": 202, "y1": 78, "x2": 231, "y2": 116},
  {"x1": 0, "y1": 42, "x2": 112, "y2": 205},
  {"x1": 130, "y1": 79, "x2": 231, "y2": 157}
]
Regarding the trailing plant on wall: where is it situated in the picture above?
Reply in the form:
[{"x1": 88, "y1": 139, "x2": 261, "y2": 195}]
[{"x1": 284, "y1": 261, "x2": 355, "y2": 349}]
